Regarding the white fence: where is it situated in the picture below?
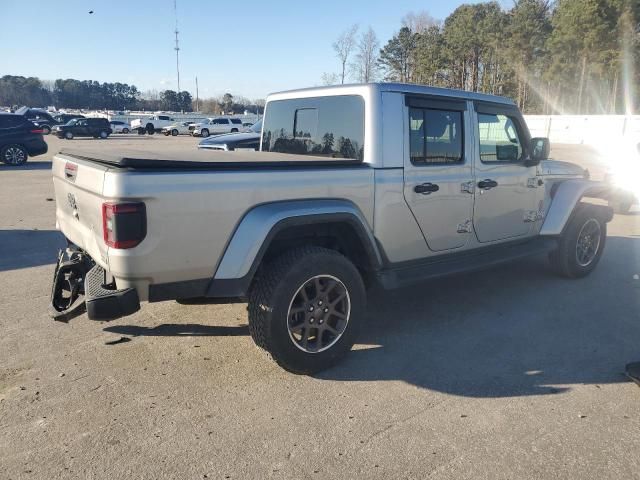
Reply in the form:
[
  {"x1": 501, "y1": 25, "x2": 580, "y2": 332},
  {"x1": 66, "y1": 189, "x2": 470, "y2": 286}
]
[{"x1": 524, "y1": 115, "x2": 640, "y2": 144}]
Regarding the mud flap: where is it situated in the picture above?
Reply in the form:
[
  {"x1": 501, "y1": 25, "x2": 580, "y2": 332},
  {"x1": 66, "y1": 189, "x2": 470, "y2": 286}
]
[{"x1": 49, "y1": 248, "x2": 94, "y2": 322}]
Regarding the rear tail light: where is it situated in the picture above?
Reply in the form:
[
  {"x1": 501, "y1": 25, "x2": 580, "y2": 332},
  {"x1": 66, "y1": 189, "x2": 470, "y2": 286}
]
[
  {"x1": 30, "y1": 128, "x2": 44, "y2": 134},
  {"x1": 102, "y1": 202, "x2": 147, "y2": 249}
]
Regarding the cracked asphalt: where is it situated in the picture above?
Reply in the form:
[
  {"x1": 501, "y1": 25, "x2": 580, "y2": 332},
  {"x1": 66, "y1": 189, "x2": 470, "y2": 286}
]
[{"x1": 1, "y1": 135, "x2": 639, "y2": 479}]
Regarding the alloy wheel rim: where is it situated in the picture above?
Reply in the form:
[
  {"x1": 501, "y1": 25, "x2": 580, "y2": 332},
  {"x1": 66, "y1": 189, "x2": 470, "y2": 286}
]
[
  {"x1": 4, "y1": 146, "x2": 25, "y2": 164},
  {"x1": 287, "y1": 275, "x2": 351, "y2": 354},
  {"x1": 576, "y1": 218, "x2": 601, "y2": 267}
]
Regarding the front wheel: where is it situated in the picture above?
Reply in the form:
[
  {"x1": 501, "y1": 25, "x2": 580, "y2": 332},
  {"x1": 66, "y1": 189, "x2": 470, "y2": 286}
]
[
  {"x1": 248, "y1": 246, "x2": 366, "y2": 375},
  {"x1": 64, "y1": 131, "x2": 74, "y2": 140},
  {"x1": 171, "y1": 129, "x2": 178, "y2": 136},
  {"x1": 549, "y1": 205, "x2": 607, "y2": 278},
  {"x1": 99, "y1": 130, "x2": 108, "y2": 139},
  {"x1": 137, "y1": 128, "x2": 146, "y2": 135},
  {"x1": 1, "y1": 144, "x2": 28, "y2": 165},
  {"x1": 122, "y1": 128, "x2": 129, "y2": 134}
]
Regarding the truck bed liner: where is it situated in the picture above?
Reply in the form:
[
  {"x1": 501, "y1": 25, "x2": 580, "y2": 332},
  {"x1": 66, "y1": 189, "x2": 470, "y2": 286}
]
[{"x1": 59, "y1": 147, "x2": 363, "y2": 170}]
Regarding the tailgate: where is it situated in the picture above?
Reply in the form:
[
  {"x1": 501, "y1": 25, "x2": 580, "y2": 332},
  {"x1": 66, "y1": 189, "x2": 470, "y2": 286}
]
[{"x1": 52, "y1": 153, "x2": 110, "y2": 268}]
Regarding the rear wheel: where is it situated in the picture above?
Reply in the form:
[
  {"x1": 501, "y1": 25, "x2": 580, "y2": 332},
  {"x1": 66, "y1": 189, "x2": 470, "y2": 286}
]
[
  {"x1": 201, "y1": 129, "x2": 209, "y2": 137},
  {"x1": 146, "y1": 124, "x2": 155, "y2": 135},
  {"x1": 171, "y1": 129, "x2": 179, "y2": 136},
  {"x1": 549, "y1": 204, "x2": 607, "y2": 278},
  {"x1": 1, "y1": 144, "x2": 28, "y2": 165},
  {"x1": 248, "y1": 246, "x2": 365, "y2": 374},
  {"x1": 122, "y1": 128, "x2": 129, "y2": 134},
  {"x1": 231, "y1": 128, "x2": 238, "y2": 133},
  {"x1": 137, "y1": 128, "x2": 146, "y2": 135}
]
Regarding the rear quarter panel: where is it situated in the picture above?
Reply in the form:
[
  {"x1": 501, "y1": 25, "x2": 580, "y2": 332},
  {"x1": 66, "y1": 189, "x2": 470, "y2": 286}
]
[{"x1": 102, "y1": 166, "x2": 375, "y2": 299}]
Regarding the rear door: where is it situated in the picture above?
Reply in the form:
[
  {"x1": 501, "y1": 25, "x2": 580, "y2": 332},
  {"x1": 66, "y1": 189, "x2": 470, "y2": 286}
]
[
  {"x1": 403, "y1": 96, "x2": 475, "y2": 252},
  {"x1": 472, "y1": 102, "x2": 538, "y2": 242}
]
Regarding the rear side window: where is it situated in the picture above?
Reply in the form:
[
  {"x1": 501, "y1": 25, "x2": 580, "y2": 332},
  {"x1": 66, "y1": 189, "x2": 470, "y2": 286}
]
[
  {"x1": 158, "y1": 115, "x2": 170, "y2": 121},
  {"x1": 230, "y1": 118, "x2": 242, "y2": 124},
  {"x1": 0, "y1": 115, "x2": 25, "y2": 128},
  {"x1": 262, "y1": 95, "x2": 365, "y2": 161},
  {"x1": 409, "y1": 108, "x2": 463, "y2": 165}
]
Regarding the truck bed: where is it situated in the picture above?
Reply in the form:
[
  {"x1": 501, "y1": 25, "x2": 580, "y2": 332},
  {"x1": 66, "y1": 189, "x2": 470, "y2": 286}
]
[{"x1": 59, "y1": 147, "x2": 363, "y2": 170}]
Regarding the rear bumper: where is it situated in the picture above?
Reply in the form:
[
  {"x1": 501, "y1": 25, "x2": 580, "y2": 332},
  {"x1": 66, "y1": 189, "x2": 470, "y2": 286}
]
[
  {"x1": 26, "y1": 138, "x2": 48, "y2": 157},
  {"x1": 85, "y1": 264, "x2": 140, "y2": 320}
]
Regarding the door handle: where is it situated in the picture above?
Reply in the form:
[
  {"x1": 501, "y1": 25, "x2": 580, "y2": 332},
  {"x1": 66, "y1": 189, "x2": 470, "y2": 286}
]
[
  {"x1": 414, "y1": 183, "x2": 440, "y2": 195},
  {"x1": 477, "y1": 179, "x2": 498, "y2": 190}
]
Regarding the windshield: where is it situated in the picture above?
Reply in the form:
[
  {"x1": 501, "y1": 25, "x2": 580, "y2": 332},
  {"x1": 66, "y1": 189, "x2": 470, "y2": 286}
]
[
  {"x1": 65, "y1": 118, "x2": 79, "y2": 126},
  {"x1": 250, "y1": 119, "x2": 263, "y2": 133}
]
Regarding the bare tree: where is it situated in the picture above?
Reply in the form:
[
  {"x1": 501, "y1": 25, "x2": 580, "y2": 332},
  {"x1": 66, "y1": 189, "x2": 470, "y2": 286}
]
[
  {"x1": 402, "y1": 10, "x2": 437, "y2": 33},
  {"x1": 333, "y1": 24, "x2": 359, "y2": 84},
  {"x1": 351, "y1": 27, "x2": 380, "y2": 83},
  {"x1": 321, "y1": 72, "x2": 340, "y2": 86}
]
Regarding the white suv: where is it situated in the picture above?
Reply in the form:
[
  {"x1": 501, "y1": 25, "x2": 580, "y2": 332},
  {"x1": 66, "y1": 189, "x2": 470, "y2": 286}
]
[{"x1": 191, "y1": 117, "x2": 243, "y2": 137}]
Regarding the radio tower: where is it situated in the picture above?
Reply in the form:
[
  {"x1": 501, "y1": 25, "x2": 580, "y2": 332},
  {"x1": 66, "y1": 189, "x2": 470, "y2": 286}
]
[{"x1": 174, "y1": 0, "x2": 181, "y2": 92}]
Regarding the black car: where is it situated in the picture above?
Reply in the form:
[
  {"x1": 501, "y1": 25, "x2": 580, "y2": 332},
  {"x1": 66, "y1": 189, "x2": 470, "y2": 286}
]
[
  {"x1": 14, "y1": 107, "x2": 59, "y2": 134},
  {"x1": 0, "y1": 113, "x2": 48, "y2": 165},
  {"x1": 53, "y1": 117, "x2": 112, "y2": 139},
  {"x1": 54, "y1": 113, "x2": 85, "y2": 124},
  {"x1": 197, "y1": 119, "x2": 262, "y2": 151}
]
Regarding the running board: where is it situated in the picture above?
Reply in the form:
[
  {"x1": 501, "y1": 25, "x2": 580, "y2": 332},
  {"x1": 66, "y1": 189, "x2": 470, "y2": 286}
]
[{"x1": 376, "y1": 237, "x2": 558, "y2": 290}]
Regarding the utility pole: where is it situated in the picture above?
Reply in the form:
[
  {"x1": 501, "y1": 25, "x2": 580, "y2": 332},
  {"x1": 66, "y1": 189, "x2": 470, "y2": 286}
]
[
  {"x1": 174, "y1": 0, "x2": 180, "y2": 92},
  {"x1": 195, "y1": 76, "x2": 199, "y2": 112}
]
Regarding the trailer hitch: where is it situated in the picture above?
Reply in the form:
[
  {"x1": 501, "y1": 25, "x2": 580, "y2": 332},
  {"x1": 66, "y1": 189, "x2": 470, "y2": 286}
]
[{"x1": 49, "y1": 247, "x2": 94, "y2": 322}]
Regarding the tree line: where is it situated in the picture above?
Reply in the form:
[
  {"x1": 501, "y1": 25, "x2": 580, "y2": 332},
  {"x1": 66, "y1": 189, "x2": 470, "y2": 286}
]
[
  {"x1": 0, "y1": 75, "x2": 265, "y2": 114},
  {"x1": 327, "y1": 0, "x2": 640, "y2": 114}
]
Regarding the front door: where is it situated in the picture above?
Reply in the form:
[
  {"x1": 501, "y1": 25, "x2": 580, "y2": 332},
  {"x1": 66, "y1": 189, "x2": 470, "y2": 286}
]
[
  {"x1": 472, "y1": 103, "x2": 538, "y2": 243},
  {"x1": 403, "y1": 97, "x2": 475, "y2": 252}
]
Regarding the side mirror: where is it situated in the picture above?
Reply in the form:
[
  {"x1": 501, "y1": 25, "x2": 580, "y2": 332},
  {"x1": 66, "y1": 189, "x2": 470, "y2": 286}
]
[{"x1": 529, "y1": 137, "x2": 550, "y2": 165}]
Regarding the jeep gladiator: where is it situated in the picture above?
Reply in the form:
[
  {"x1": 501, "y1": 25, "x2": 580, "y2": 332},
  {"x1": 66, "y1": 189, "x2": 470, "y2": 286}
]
[{"x1": 50, "y1": 83, "x2": 612, "y2": 374}]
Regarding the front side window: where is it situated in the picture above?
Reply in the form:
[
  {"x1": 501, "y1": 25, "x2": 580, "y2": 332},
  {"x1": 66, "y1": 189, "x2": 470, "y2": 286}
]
[
  {"x1": 262, "y1": 95, "x2": 364, "y2": 161},
  {"x1": 477, "y1": 113, "x2": 523, "y2": 162},
  {"x1": 409, "y1": 108, "x2": 463, "y2": 165}
]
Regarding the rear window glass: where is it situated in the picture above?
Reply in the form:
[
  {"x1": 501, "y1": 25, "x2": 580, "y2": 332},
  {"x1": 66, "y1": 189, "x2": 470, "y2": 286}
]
[{"x1": 261, "y1": 95, "x2": 364, "y2": 161}]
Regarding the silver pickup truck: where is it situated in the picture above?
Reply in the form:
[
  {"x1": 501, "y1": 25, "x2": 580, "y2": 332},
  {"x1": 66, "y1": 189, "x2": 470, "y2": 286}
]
[{"x1": 50, "y1": 83, "x2": 612, "y2": 374}]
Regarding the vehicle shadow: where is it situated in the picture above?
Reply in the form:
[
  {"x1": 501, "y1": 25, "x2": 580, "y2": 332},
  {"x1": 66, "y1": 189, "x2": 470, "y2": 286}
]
[
  {"x1": 0, "y1": 161, "x2": 52, "y2": 171},
  {"x1": 0, "y1": 229, "x2": 66, "y2": 272},
  {"x1": 104, "y1": 323, "x2": 248, "y2": 337},
  {"x1": 319, "y1": 236, "x2": 640, "y2": 397}
]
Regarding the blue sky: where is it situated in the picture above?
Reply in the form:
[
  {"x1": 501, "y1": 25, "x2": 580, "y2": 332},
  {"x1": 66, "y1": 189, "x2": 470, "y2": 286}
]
[{"x1": 0, "y1": 0, "x2": 505, "y2": 99}]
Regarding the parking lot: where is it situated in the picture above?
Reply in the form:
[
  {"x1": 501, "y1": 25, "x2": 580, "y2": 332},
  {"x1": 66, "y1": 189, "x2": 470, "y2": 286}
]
[{"x1": 1, "y1": 135, "x2": 639, "y2": 479}]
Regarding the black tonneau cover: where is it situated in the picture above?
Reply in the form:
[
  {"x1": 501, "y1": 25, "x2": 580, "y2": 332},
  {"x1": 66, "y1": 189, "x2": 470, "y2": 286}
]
[{"x1": 58, "y1": 147, "x2": 362, "y2": 170}]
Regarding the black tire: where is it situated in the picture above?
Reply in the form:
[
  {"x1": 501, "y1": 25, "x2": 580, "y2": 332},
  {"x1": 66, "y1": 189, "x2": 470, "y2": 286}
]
[
  {"x1": 1, "y1": 144, "x2": 28, "y2": 165},
  {"x1": 248, "y1": 246, "x2": 366, "y2": 375},
  {"x1": 146, "y1": 124, "x2": 155, "y2": 135},
  {"x1": 609, "y1": 196, "x2": 633, "y2": 215},
  {"x1": 64, "y1": 131, "x2": 74, "y2": 140},
  {"x1": 99, "y1": 130, "x2": 108, "y2": 139},
  {"x1": 549, "y1": 204, "x2": 607, "y2": 278},
  {"x1": 122, "y1": 128, "x2": 129, "y2": 134},
  {"x1": 231, "y1": 128, "x2": 238, "y2": 133},
  {"x1": 171, "y1": 129, "x2": 178, "y2": 136},
  {"x1": 201, "y1": 129, "x2": 209, "y2": 138},
  {"x1": 163, "y1": 131, "x2": 170, "y2": 136},
  {"x1": 42, "y1": 125, "x2": 51, "y2": 135},
  {"x1": 137, "y1": 128, "x2": 146, "y2": 135}
]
